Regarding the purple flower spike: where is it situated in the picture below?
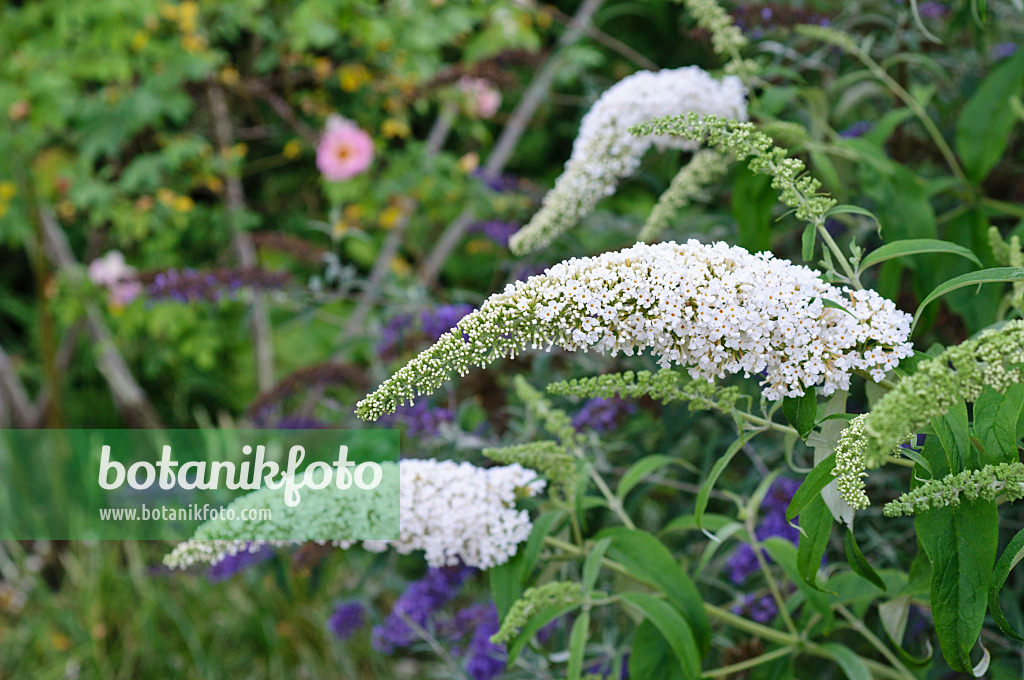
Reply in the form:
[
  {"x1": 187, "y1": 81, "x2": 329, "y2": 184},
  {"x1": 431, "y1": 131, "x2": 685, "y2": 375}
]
[
  {"x1": 206, "y1": 543, "x2": 274, "y2": 582},
  {"x1": 328, "y1": 601, "x2": 366, "y2": 640}
]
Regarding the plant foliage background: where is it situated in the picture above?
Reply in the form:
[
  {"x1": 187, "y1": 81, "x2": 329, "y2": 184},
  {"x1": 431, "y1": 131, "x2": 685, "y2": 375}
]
[{"x1": 1, "y1": 0, "x2": 1024, "y2": 678}]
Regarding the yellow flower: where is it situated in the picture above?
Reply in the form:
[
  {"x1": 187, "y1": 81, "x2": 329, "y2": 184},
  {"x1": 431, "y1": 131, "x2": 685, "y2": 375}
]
[
  {"x1": 181, "y1": 34, "x2": 206, "y2": 53},
  {"x1": 219, "y1": 65, "x2": 240, "y2": 85},
  {"x1": 157, "y1": 188, "x2": 176, "y2": 206},
  {"x1": 457, "y1": 152, "x2": 480, "y2": 173},
  {"x1": 332, "y1": 220, "x2": 347, "y2": 238},
  {"x1": 313, "y1": 57, "x2": 333, "y2": 82},
  {"x1": 51, "y1": 633, "x2": 71, "y2": 653},
  {"x1": 390, "y1": 256, "x2": 411, "y2": 276},
  {"x1": 172, "y1": 195, "x2": 195, "y2": 213},
  {"x1": 337, "y1": 64, "x2": 371, "y2": 92},
  {"x1": 378, "y1": 205, "x2": 404, "y2": 230},
  {"x1": 0, "y1": 182, "x2": 16, "y2": 201},
  {"x1": 178, "y1": 0, "x2": 199, "y2": 33},
  {"x1": 57, "y1": 200, "x2": 76, "y2": 221},
  {"x1": 230, "y1": 143, "x2": 248, "y2": 159},
  {"x1": 536, "y1": 8, "x2": 553, "y2": 29},
  {"x1": 343, "y1": 204, "x2": 364, "y2": 222},
  {"x1": 158, "y1": 3, "x2": 179, "y2": 21},
  {"x1": 204, "y1": 175, "x2": 224, "y2": 193},
  {"x1": 381, "y1": 118, "x2": 410, "y2": 139},
  {"x1": 283, "y1": 139, "x2": 303, "y2": 159},
  {"x1": 130, "y1": 31, "x2": 150, "y2": 52}
]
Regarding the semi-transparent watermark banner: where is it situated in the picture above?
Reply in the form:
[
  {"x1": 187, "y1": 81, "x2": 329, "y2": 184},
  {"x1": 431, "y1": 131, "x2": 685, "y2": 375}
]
[{"x1": 0, "y1": 429, "x2": 399, "y2": 540}]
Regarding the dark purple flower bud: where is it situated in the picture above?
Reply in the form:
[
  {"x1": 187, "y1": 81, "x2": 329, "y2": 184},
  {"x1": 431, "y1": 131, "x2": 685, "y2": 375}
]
[
  {"x1": 839, "y1": 121, "x2": 874, "y2": 138},
  {"x1": 328, "y1": 601, "x2": 366, "y2": 640}
]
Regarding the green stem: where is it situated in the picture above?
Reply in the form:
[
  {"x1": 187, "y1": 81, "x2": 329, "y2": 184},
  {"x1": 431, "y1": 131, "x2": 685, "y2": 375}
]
[
  {"x1": 749, "y1": 525, "x2": 799, "y2": 637},
  {"x1": 850, "y1": 47, "x2": 968, "y2": 187},
  {"x1": 701, "y1": 645, "x2": 796, "y2": 678},
  {"x1": 981, "y1": 196, "x2": 1024, "y2": 219},
  {"x1": 836, "y1": 605, "x2": 917, "y2": 680}
]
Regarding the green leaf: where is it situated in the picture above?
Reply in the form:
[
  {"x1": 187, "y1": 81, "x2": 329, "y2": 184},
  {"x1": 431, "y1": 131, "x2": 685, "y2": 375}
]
[
  {"x1": 598, "y1": 528, "x2": 710, "y2": 655},
  {"x1": 507, "y1": 604, "x2": 580, "y2": 664},
  {"x1": 661, "y1": 513, "x2": 735, "y2": 535},
  {"x1": 844, "y1": 530, "x2": 887, "y2": 591},
  {"x1": 695, "y1": 436, "x2": 749, "y2": 531},
  {"x1": 786, "y1": 454, "x2": 836, "y2": 523},
  {"x1": 783, "y1": 387, "x2": 818, "y2": 441},
  {"x1": 629, "y1": 620, "x2": 689, "y2": 680},
  {"x1": 825, "y1": 204, "x2": 882, "y2": 233},
  {"x1": 819, "y1": 642, "x2": 872, "y2": 680},
  {"x1": 802, "y1": 222, "x2": 817, "y2": 262},
  {"x1": 582, "y1": 538, "x2": 612, "y2": 593},
  {"x1": 913, "y1": 267, "x2": 1024, "y2": 329},
  {"x1": 796, "y1": 493, "x2": 833, "y2": 590},
  {"x1": 955, "y1": 51, "x2": 1024, "y2": 183},
  {"x1": 567, "y1": 609, "x2": 590, "y2": 680},
  {"x1": 932, "y1": 400, "x2": 970, "y2": 474},
  {"x1": 858, "y1": 239, "x2": 982, "y2": 271},
  {"x1": 492, "y1": 511, "x2": 564, "y2": 619},
  {"x1": 618, "y1": 592, "x2": 701, "y2": 679},
  {"x1": 762, "y1": 537, "x2": 835, "y2": 627},
  {"x1": 973, "y1": 384, "x2": 1024, "y2": 465},
  {"x1": 732, "y1": 165, "x2": 774, "y2": 252},
  {"x1": 989, "y1": 527, "x2": 1024, "y2": 641},
  {"x1": 915, "y1": 499, "x2": 999, "y2": 674},
  {"x1": 617, "y1": 455, "x2": 689, "y2": 500}
]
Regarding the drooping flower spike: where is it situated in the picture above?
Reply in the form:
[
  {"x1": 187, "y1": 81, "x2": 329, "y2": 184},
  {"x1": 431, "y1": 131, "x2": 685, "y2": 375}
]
[
  {"x1": 508, "y1": 67, "x2": 747, "y2": 255},
  {"x1": 164, "y1": 459, "x2": 544, "y2": 571},
  {"x1": 356, "y1": 240, "x2": 913, "y2": 421}
]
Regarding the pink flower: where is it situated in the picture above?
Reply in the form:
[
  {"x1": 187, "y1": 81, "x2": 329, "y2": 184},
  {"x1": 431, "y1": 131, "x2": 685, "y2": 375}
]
[
  {"x1": 316, "y1": 115, "x2": 374, "y2": 181},
  {"x1": 458, "y1": 77, "x2": 502, "y2": 119},
  {"x1": 88, "y1": 251, "x2": 141, "y2": 307}
]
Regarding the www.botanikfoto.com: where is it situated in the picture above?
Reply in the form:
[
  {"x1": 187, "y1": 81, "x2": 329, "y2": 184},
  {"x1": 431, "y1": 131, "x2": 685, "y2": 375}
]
[{"x1": 98, "y1": 504, "x2": 272, "y2": 522}]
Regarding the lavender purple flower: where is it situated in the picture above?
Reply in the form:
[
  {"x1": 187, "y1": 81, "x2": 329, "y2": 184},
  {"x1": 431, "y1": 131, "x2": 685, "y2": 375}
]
[
  {"x1": 992, "y1": 42, "x2": 1018, "y2": 60},
  {"x1": 420, "y1": 304, "x2": 474, "y2": 341},
  {"x1": 145, "y1": 267, "x2": 290, "y2": 303},
  {"x1": 726, "y1": 477, "x2": 802, "y2": 584},
  {"x1": 732, "y1": 593, "x2": 779, "y2": 624},
  {"x1": 571, "y1": 397, "x2": 636, "y2": 433},
  {"x1": 839, "y1": 121, "x2": 873, "y2": 138},
  {"x1": 205, "y1": 542, "x2": 274, "y2": 582},
  {"x1": 327, "y1": 601, "x2": 366, "y2": 640},
  {"x1": 463, "y1": 603, "x2": 506, "y2": 680},
  {"x1": 371, "y1": 566, "x2": 475, "y2": 653},
  {"x1": 469, "y1": 220, "x2": 520, "y2": 248},
  {"x1": 377, "y1": 400, "x2": 455, "y2": 439}
]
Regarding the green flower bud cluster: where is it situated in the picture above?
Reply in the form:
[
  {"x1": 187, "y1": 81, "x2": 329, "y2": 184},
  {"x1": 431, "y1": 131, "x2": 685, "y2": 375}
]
[
  {"x1": 860, "y1": 321, "x2": 1024, "y2": 468},
  {"x1": 490, "y1": 581, "x2": 584, "y2": 645},
  {"x1": 514, "y1": 375, "x2": 585, "y2": 447},
  {"x1": 640, "y1": 149, "x2": 731, "y2": 242},
  {"x1": 988, "y1": 226, "x2": 1024, "y2": 314},
  {"x1": 630, "y1": 114, "x2": 837, "y2": 229},
  {"x1": 832, "y1": 415, "x2": 912, "y2": 509},
  {"x1": 484, "y1": 441, "x2": 577, "y2": 486},
  {"x1": 678, "y1": 0, "x2": 755, "y2": 78},
  {"x1": 883, "y1": 462, "x2": 1024, "y2": 517},
  {"x1": 547, "y1": 368, "x2": 741, "y2": 414}
]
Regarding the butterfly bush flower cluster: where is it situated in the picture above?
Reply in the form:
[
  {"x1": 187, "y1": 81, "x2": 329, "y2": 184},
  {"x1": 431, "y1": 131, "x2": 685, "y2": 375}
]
[
  {"x1": 358, "y1": 459, "x2": 544, "y2": 568},
  {"x1": 356, "y1": 240, "x2": 913, "y2": 421},
  {"x1": 165, "y1": 459, "x2": 543, "y2": 571},
  {"x1": 316, "y1": 114, "x2": 374, "y2": 181},
  {"x1": 509, "y1": 67, "x2": 748, "y2": 255}
]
